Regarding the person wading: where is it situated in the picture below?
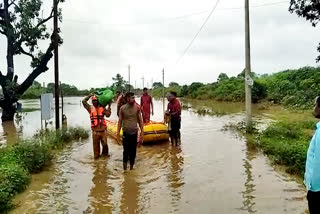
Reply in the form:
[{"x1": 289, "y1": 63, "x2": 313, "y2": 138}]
[
  {"x1": 140, "y1": 88, "x2": 154, "y2": 123},
  {"x1": 165, "y1": 91, "x2": 181, "y2": 146},
  {"x1": 83, "y1": 93, "x2": 111, "y2": 159},
  {"x1": 117, "y1": 92, "x2": 144, "y2": 170},
  {"x1": 305, "y1": 96, "x2": 320, "y2": 214}
]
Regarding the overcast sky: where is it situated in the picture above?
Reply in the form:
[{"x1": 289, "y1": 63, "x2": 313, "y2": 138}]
[{"x1": 1, "y1": 0, "x2": 319, "y2": 89}]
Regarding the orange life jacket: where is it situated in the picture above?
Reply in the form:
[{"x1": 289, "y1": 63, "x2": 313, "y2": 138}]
[{"x1": 90, "y1": 106, "x2": 107, "y2": 127}]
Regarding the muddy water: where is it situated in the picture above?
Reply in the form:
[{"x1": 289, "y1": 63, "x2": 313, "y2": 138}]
[{"x1": 4, "y1": 97, "x2": 308, "y2": 213}]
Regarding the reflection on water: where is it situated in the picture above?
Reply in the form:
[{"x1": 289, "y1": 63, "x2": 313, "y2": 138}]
[
  {"x1": 240, "y1": 142, "x2": 257, "y2": 213},
  {"x1": 1, "y1": 121, "x2": 18, "y2": 146},
  {"x1": 120, "y1": 171, "x2": 140, "y2": 214},
  {"x1": 168, "y1": 147, "x2": 184, "y2": 212},
  {"x1": 7, "y1": 97, "x2": 308, "y2": 213},
  {"x1": 87, "y1": 159, "x2": 113, "y2": 214}
]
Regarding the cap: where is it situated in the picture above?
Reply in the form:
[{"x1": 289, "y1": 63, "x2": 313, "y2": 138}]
[{"x1": 92, "y1": 96, "x2": 97, "y2": 101}]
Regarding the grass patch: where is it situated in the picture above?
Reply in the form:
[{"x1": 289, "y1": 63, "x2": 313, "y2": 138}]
[
  {"x1": 0, "y1": 127, "x2": 89, "y2": 212},
  {"x1": 258, "y1": 120, "x2": 315, "y2": 176},
  {"x1": 224, "y1": 119, "x2": 316, "y2": 177},
  {"x1": 20, "y1": 108, "x2": 40, "y2": 113}
]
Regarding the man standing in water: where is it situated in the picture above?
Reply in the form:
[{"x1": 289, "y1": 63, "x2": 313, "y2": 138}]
[
  {"x1": 140, "y1": 88, "x2": 154, "y2": 123},
  {"x1": 305, "y1": 96, "x2": 320, "y2": 213},
  {"x1": 117, "y1": 92, "x2": 144, "y2": 170},
  {"x1": 166, "y1": 91, "x2": 181, "y2": 146},
  {"x1": 83, "y1": 94, "x2": 111, "y2": 159}
]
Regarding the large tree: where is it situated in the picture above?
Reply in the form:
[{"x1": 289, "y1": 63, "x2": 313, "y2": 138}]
[
  {"x1": 0, "y1": 0, "x2": 63, "y2": 121},
  {"x1": 289, "y1": 0, "x2": 320, "y2": 62},
  {"x1": 152, "y1": 82, "x2": 163, "y2": 89},
  {"x1": 111, "y1": 73, "x2": 127, "y2": 92}
]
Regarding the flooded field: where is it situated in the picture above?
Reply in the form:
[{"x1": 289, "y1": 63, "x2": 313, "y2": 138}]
[{"x1": 0, "y1": 97, "x2": 309, "y2": 213}]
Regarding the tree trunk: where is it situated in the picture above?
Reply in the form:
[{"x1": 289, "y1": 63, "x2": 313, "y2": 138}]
[
  {"x1": 4, "y1": 0, "x2": 14, "y2": 81},
  {"x1": 1, "y1": 101, "x2": 16, "y2": 121}
]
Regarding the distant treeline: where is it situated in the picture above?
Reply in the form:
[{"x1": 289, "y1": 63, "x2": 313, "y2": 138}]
[
  {"x1": 21, "y1": 80, "x2": 144, "y2": 99},
  {"x1": 152, "y1": 66, "x2": 320, "y2": 109},
  {"x1": 21, "y1": 82, "x2": 91, "y2": 99}
]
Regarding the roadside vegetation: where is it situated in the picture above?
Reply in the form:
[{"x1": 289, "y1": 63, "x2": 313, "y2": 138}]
[
  {"x1": 0, "y1": 127, "x2": 89, "y2": 212},
  {"x1": 224, "y1": 118, "x2": 316, "y2": 178},
  {"x1": 21, "y1": 81, "x2": 92, "y2": 99},
  {"x1": 153, "y1": 66, "x2": 320, "y2": 109}
]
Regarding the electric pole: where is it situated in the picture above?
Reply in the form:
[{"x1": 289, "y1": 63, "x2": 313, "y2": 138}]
[
  {"x1": 128, "y1": 64, "x2": 131, "y2": 92},
  {"x1": 162, "y1": 68, "x2": 165, "y2": 114},
  {"x1": 245, "y1": 0, "x2": 252, "y2": 129},
  {"x1": 53, "y1": 0, "x2": 60, "y2": 129},
  {"x1": 142, "y1": 77, "x2": 145, "y2": 89}
]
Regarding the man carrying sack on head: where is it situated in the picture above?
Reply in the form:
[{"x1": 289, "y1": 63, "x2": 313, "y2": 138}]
[{"x1": 83, "y1": 93, "x2": 111, "y2": 159}]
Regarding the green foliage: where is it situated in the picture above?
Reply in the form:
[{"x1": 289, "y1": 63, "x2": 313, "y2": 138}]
[
  {"x1": 259, "y1": 120, "x2": 315, "y2": 176},
  {"x1": 21, "y1": 81, "x2": 90, "y2": 99},
  {"x1": 111, "y1": 74, "x2": 128, "y2": 92},
  {"x1": 11, "y1": 140, "x2": 52, "y2": 173},
  {"x1": 289, "y1": 0, "x2": 320, "y2": 61},
  {"x1": 0, "y1": 126, "x2": 89, "y2": 212},
  {"x1": 21, "y1": 81, "x2": 46, "y2": 99},
  {"x1": 0, "y1": 0, "x2": 65, "y2": 68},
  {"x1": 169, "y1": 82, "x2": 180, "y2": 88},
  {"x1": 217, "y1": 73, "x2": 229, "y2": 82},
  {"x1": 0, "y1": 161, "x2": 30, "y2": 211},
  {"x1": 152, "y1": 82, "x2": 163, "y2": 89},
  {"x1": 262, "y1": 67, "x2": 320, "y2": 108},
  {"x1": 153, "y1": 66, "x2": 320, "y2": 108}
]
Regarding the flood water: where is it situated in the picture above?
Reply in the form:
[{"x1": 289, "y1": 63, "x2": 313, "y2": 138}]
[{"x1": 1, "y1": 97, "x2": 308, "y2": 213}]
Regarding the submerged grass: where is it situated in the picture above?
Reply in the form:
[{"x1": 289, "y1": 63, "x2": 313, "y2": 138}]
[
  {"x1": 224, "y1": 119, "x2": 316, "y2": 177},
  {"x1": 258, "y1": 120, "x2": 315, "y2": 177},
  {"x1": 0, "y1": 127, "x2": 89, "y2": 212}
]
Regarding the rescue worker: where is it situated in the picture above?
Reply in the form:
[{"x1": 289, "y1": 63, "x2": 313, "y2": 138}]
[
  {"x1": 82, "y1": 93, "x2": 111, "y2": 159},
  {"x1": 165, "y1": 91, "x2": 181, "y2": 146},
  {"x1": 140, "y1": 88, "x2": 154, "y2": 123},
  {"x1": 117, "y1": 92, "x2": 144, "y2": 170}
]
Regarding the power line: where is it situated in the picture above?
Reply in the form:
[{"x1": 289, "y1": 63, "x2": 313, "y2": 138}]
[
  {"x1": 63, "y1": 1, "x2": 288, "y2": 26},
  {"x1": 176, "y1": 0, "x2": 221, "y2": 63},
  {"x1": 174, "y1": 0, "x2": 288, "y2": 64}
]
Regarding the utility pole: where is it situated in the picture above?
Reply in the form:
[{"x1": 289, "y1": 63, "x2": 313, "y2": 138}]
[
  {"x1": 142, "y1": 77, "x2": 145, "y2": 89},
  {"x1": 245, "y1": 0, "x2": 252, "y2": 129},
  {"x1": 162, "y1": 68, "x2": 165, "y2": 114},
  {"x1": 128, "y1": 64, "x2": 131, "y2": 92},
  {"x1": 60, "y1": 81, "x2": 64, "y2": 122},
  {"x1": 53, "y1": 0, "x2": 60, "y2": 129}
]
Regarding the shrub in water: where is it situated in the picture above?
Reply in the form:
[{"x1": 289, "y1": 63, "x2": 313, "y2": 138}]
[
  {"x1": 0, "y1": 163, "x2": 30, "y2": 211},
  {"x1": 12, "y1": 140, "x2": 52, "y2": 173}
]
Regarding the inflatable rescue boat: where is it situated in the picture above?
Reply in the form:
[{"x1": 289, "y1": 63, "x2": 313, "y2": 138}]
[{"x1": 106, "y1": 120, "x2": 169, "y2": 144}]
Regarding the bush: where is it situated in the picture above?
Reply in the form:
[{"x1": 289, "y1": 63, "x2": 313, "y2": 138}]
[
  {"x1": 12, "y1": 141, "x2": 52, "y2": 173},
  {"x1": 0, "y1": 127, "x2": 89, "y2": 212},
  {"x1": 259, "y1": 120, "x2": 315, "y2": 176},
  {"x1": 68, "y1": 127, "x2": 90, "y2": 139},
  {"x1": 0, "y1": 152, "x2": 31, "y2": 211}
]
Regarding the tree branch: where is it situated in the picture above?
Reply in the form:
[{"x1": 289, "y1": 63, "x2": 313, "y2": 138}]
[
  {"x1": 0, "y1": 71, "x2": 6, "y2": 85},
  {"x1": 18, "y1": 46, "x2": 35, "y2": 61},
  {"x1": 9, "y1": 1, "x2": 21, "y2": 12},
  {"x1": 35, "y1": 9, "x2": 54, "y2": 29},
  {"x1": 17, "y1": 39, "x2": 56, "y2": 95},
  {"x1": 0, "y1": 9, "x2": 4, "y2": 19}
]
